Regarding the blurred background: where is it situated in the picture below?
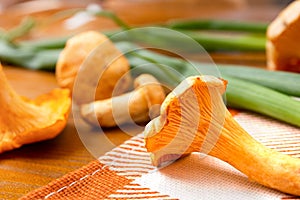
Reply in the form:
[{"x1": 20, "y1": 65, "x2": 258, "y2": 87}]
[{"x1": 0, "y1": 0, "x2": 292, "y2": 40}]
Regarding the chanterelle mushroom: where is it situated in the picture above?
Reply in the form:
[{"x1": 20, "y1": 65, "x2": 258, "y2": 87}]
[
  {"x1": 144, "y1": 75, "x2": 300, "y2": 196},
  {"x1": 56, "y1": 31, "x2": 132, "y2": 104},
  {"x1": 267, "y1": 0, "x2": 300, "y2": 73},
  {"x1": 0, "y1": 64, "x2": 71, "y2": 153},
  {"x1": 81, "y1": 74, "x2": 166, "y2": 127}
]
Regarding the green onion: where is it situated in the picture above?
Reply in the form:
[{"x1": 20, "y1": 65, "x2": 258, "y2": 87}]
[
  {"x1": 166, "y1": 19, "x2": 268, "y2": 33},
  {"x1": 0, "y1": 40, "x2": 61, "y2": 70},
  {"x1": 0, "y1": 29, "x2": 265, "y2": 70},
  {"x1": 181, "y1": 31, "x2": 266, "y2": 51},
  {"x1": 116, "y1": 42, "x2": 300, "y2": 97},
  {"x1": 0, "y1": 10, "x2": 268, "y2": 70},
  {"x1": 0, "y1": 9, "x2": 130, "y2": 69},
  {"x1": 224, "y1": 75, "x2": 300, "y2": 127},
  {"x1": 115, "y1": 42, "x2": 300, "y2": 127},
  {"x1": 0, "y1": 16, "x2": 268, "y2": 70},
  {"x1": 220, "y1": 66, "x2": 300, "y2": 97},
  {"x1": 110, "y1": 29, "x2": 266, "y2": 52},
  {"x1": 17, "y1": 29, "x2": 266, "y2": 53},
  {"x1": 19, "y1": 37, "x2": 69, "y2": 51},
  {"x1": 0, "y1": 17, "x2": 35, "y2": 42}
]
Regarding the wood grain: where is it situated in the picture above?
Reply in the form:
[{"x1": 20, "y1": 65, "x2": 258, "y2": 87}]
[{"x1": 0, "y1": 1, "x2": 286, "y2": 199}]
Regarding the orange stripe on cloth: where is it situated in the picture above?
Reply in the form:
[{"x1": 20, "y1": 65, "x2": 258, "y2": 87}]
[
  {"x1": 21, "y1": 134, "x2": 174, "y2": 200},
  {"x1": 20, "y1": 160, "x2": 132, "y2": 200}
]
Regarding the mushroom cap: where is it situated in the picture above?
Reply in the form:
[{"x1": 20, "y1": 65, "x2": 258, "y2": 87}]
[
  {"x1": 0, "y1": 65, "x2": 71, "y2": 153},
  {"x1": 144, "y1": 75, "x2": 227, "y2": 166},
  {"x1": 267, "y1": 1, "x2": 300, "y2": 40},
  {"x1": 267, "y1": 1, "x2": 300, "y2": 72},
  {"x1": 56, "y1": 31, "x2": 131, "y2": 104}
]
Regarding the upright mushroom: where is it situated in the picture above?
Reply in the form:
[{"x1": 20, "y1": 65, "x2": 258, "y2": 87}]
[
  {"x1": 144, "y1": 75, "x2": 300, "y2": 196},
  {"x1": 267, "y1": 0, "x2": 300, "y2": 73},
  {"x1": 0, "y1": 64, "x2": 71, "y2": 153}
]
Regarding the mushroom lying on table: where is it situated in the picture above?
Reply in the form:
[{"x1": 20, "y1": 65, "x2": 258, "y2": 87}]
[
  {"x1": 267, "y1": 0, "x2": 300, "y2": 73},
  {"x1": 0, "y1": 64, "x2": 71, "y2": 153},
  {"x1": 144, "y1": 75, "x2": 300, "y2": 196},
  {"x1": 81, "y1": 74, "x2": 166, "y2": 127}
]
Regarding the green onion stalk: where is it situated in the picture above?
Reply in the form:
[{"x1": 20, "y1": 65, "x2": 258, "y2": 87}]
[
  {"x1": 0, "y1": 9, "x2": 269, "y2": 69},
  {"x1": 0, "y1": 17, "x2": 35, "y2": 42},
  {"x1": 164, "y1": 19, "x2": 268, "y2": 33},
  {"x1": 115, "y1": 42, "x2": 300, "y2": 128}
]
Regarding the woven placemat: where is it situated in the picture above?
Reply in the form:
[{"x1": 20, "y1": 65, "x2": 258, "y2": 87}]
[{"x1": 21, "y1": 112, "x2": 300, "y2": 200}]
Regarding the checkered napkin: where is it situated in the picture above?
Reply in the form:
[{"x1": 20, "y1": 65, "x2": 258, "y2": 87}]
[{"x1": 22, "y1": 112, "x2": 300, "y2": 200}]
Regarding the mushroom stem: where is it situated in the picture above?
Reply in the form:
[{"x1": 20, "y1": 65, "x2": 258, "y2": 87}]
[
  {"x1": 144, "y1": 75, "x2": 300, "y2": 196},
  {"x1": 81, "y1": 74, "x2": 165, "y2": 127},
  {"x1": 0, "y1": 64, "x2": 71, "y2": 153},
  {"x1": 212, "y1": 113, "x2": 300, "y2": 196}
]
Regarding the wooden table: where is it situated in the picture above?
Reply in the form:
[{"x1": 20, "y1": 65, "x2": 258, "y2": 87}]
[{"x1": 0, "y1": 1, "x2": 286, "y2": 199}]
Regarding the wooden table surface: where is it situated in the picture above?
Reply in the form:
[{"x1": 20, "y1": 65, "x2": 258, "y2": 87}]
[{"x1": 0, "y1": 1, "x2": 287, "y2": 199}]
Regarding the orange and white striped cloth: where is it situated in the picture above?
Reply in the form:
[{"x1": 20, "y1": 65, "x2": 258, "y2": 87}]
[{"x1": 22, "y1": 112, "x2": 300, "y2": 199}]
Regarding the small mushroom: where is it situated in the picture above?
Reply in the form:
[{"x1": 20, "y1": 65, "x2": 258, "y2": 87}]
[
  {"x1": 56, "y1": 31, "x2": 132, "y2": 104},
  {"x1": 80, "y1": 74, "x2": 166, "y2": 127},
  {"x1": 144, "y1": 75, "x2": 300, "y2": 196},
  {"x1": 267, "y1": 0, "x2": 300, "y2": 73},
  {"x1": 0, "y1": 64, "x2": 71, "y2": 153}
]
